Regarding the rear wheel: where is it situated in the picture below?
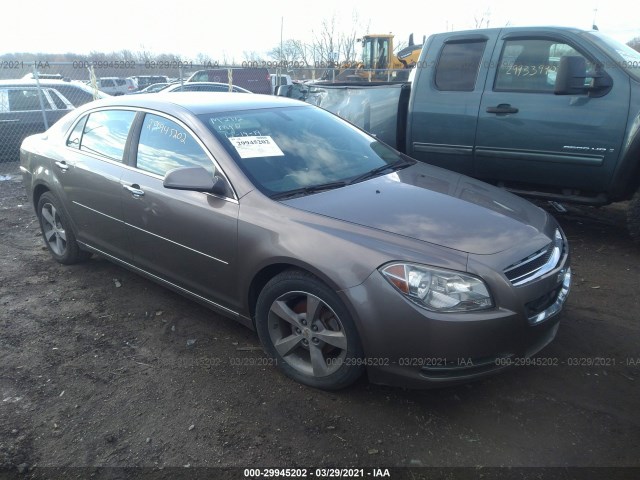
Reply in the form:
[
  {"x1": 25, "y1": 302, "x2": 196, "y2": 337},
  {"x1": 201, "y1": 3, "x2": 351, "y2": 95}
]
[
  {"x1": 256, "y1": 270, "x2": 364, "y2": 390},
  {"x1": 628, "y1": 189, "x2": 640, "y2": 244},
  {"x1": 37, "y1": 192, "x2": 90, "y2": 264}
]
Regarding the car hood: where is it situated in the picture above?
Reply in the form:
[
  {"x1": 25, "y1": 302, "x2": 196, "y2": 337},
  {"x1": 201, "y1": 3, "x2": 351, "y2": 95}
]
[{"x1": 282, "y1": 163, "x2": 550, "y2": 255}]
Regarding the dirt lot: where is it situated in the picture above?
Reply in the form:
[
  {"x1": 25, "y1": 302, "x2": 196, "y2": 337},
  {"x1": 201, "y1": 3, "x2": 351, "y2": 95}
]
[{"x1": 0, "y1": 160, "x2": 639, "y2": 479}]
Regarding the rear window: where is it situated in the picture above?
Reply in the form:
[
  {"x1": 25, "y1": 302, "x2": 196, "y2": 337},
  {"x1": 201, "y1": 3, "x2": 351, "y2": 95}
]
[{"x1": 54, "y1": 85, "x2": 95, "y2": 106}]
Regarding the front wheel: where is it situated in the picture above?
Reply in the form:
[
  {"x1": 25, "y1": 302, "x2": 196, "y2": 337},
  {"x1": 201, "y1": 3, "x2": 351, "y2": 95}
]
[
  {"x1": 37, "y1": 192, "x2": 90, "y2": 264},
  {"x1": 628, "y1": 189, "x2": 640, "y2": 244},
  {"x1": 255, "y1": 270, "x2": 365, "y2": 390}
]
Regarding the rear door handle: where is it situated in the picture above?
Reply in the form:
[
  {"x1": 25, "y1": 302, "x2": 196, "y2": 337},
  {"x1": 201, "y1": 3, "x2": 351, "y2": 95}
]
[
  {"x1": 54, "y1": 160, "x2": 69, "y2": 172},
  {"x1": 486, "y1": 104, "x2": 519, "y2": 114},
  {"x1": 122, "y1": 184, "x2": 145, "y2": 197}
]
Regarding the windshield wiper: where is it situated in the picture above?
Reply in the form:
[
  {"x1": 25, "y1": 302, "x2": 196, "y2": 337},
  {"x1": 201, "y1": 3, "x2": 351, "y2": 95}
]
[
  {"x1": 270, "y1": 181, "x2": 348, "y2": 200},
  {"x1": 347, "y1": 158, "x2": 414, "y2": 185}
]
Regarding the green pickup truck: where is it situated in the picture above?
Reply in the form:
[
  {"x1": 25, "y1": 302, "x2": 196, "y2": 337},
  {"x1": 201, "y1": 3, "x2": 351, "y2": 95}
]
[{"x1": 287, "y1": 27, "x2": 640, "y2": 242}]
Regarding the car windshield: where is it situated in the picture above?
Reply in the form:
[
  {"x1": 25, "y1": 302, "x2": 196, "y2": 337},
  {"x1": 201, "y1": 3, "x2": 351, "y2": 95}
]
[
  {"x1": 583, "y1": 31, "x2": 640, "y2": 82},
  {"x1": 201, "y1": 106, "x2": 412, "y2": 197}
]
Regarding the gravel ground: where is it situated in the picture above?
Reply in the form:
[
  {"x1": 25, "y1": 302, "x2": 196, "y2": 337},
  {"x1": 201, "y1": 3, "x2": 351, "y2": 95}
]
[{"x1": 0, "y1": 161, "x2": 638, "y2": 480}]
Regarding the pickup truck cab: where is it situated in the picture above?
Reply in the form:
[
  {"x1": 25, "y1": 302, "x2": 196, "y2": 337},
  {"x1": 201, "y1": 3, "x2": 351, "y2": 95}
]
[{"x1": 294, "y1": 27, "x2": 640, "y2": 242}]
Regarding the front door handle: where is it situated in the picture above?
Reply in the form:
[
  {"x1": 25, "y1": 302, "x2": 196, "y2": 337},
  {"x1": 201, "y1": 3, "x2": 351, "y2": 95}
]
[
  {"x1": 486, "y1": 104, "x2": 519, "y2": 114},
  {"x1": 54, "y1": 160, "x2": 69, "y2": 172},
  {"x1": 123, "y1": 184, "x2": 145, "y2": 197}
]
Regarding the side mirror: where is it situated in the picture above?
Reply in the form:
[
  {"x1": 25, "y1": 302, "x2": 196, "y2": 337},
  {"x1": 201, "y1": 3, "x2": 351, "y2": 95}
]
[
  {"x1": 275, "y1": 84, "x2": 292, "y2": 97},
  {"x1": 554, "y1": 56, "x2": 588, "y2": 95},
  {"x1": 163, "y1": 166, "x2": 228, "y2": 196},
  {"x1": 555, "y1": 55, "x2": 613, "y2": 97}
]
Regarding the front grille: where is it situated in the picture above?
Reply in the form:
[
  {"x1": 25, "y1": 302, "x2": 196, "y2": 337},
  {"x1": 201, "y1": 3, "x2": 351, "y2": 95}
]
[{"x1": 504, "y1": 229, "x2": 565, "y2": 286}]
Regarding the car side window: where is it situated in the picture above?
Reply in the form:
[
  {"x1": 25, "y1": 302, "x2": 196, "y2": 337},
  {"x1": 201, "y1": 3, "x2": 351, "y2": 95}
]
[
  {"x1": 79, "y1": 110, "x2": 136, "y2": 162},
  {"x1": 136, "y1": 113, "x2": 214, "y2": 176},
  {"x1": 494, "y1": 39, "x2": 595, "y2": 92},
  {"x1": 8, "y1": 89, "x2": 52, "y2": 111},
  {"x1": 435, "y1": 40, "x2": 487, "y2": 91}
]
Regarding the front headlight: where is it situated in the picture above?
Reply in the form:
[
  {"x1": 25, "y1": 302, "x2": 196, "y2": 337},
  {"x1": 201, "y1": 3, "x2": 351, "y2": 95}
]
[{"x1": 380, "y1": 263, "x2": 493, "y2": 313}]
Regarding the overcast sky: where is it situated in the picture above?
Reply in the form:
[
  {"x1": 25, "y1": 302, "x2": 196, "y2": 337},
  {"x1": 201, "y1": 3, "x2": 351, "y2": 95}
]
[{"x1": 2, "y1": 0, "x2": 638, "y2": 61}]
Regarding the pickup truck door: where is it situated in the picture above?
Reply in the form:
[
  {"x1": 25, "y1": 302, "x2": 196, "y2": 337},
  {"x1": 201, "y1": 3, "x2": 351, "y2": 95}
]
[
  {"x1": 407, "y1": 33, "x2": 497, "y2": 175},
  {"x1": 474, "y1": 31, "x2": 629, "y2": 194}
]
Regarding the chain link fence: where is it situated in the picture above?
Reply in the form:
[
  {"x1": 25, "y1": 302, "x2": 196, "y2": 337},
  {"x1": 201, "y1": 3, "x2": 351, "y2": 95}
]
[{"x1": 0, "y1": 61, "x2": 411, "y2": 175}]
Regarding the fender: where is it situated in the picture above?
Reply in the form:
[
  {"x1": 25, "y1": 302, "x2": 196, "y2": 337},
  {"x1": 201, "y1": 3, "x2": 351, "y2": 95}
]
[{"x1": 608, "y1": 115, "x2": 640, "y2": 201}]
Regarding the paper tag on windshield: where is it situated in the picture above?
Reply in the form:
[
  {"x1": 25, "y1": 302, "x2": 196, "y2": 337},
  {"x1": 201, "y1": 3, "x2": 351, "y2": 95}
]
[{"x1": 228, "y1": 136, "x2": 284, "y2": 159}]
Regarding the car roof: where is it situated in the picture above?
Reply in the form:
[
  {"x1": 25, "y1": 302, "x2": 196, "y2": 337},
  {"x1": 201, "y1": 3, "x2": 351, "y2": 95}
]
[
  {"x1": 0, "y1": 79, "x2": 88, "y2": 87},
  {"x1": 84, "y1": 92, "x2": 309, "y2": 115},
  {"x1": 162, "y1": 81, "x2": 252, "y2": 93},
  {"x1": 0, "y1": 79, "x2": 107, "y2": 96}
]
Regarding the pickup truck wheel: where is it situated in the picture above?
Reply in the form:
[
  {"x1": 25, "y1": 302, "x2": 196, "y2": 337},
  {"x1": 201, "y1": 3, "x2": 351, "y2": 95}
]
[
  {"x1": 628, "y1": 190, "x2": 640, "y2": 244},
  {"x1": 37, "y1": 192, "x2": 90, "y2": 264},
  {"x1": 255, "y1": 270, "x2": 365, "y2": 390}
]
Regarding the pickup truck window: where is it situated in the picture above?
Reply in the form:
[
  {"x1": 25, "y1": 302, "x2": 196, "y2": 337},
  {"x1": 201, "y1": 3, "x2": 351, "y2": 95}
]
[
  {"x1": 495, "y1": 39, "x2": 593, "y2": 92},
  {"x1": 435, "y1": 40, "x2": 486, "y2": 91}
]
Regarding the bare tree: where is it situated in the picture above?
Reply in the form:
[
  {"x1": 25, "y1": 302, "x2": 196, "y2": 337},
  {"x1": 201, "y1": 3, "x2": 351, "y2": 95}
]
[
  {"x1": 268, "y1": 39, "x2": 310, "y2": 65},
  {"x1": 195, "y1": 53, "x2": 214, "y2": 65},
  {"x1": 242, "y1": 51, "x2": 264, "y2": 64},
  {"x1": 313, "y1": 15, "x2": 339, "y2": 65},
  {"x1": 136, "y1": 44, "x2": 154, "y2": 63},
  {"x1": 309, "y1": 12, "x2": 369, "y2": 66},
  {"x1": 220, "y1": 51, "x2": 236, "y2": 67},
  {"x1": 474, "y1": 8, "x2": 491, "y2": 29},
  {"x1": 337, "y1": 11, "x2": 362, "y2": 64},
  {"x1": 628, "y1": 37, "x2": 640, "y2": 53}
]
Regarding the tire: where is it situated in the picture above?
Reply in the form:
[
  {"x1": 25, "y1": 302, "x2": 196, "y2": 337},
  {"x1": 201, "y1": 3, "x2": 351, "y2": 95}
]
[
  {"x1": 255, "y1": 270, "x2": 365, "y2": 390},
  {"x1": 37, "y1": 192, "x2": 90, "y2": 264},
  {"x1": 628, "y1": 190, "x2": 640, "y2": 244}
]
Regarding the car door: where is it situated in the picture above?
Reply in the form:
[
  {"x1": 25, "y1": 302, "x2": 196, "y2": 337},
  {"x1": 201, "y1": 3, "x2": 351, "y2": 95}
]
[
  {"x1": 120, "y1": 112, "x2": 240, "y2": 312},
  {"x1": 59, "y1": 109, "x2": 137, "y2": 259},
  {"x1": 475, "y1": 32, "x2": 630, "y2": 192}
]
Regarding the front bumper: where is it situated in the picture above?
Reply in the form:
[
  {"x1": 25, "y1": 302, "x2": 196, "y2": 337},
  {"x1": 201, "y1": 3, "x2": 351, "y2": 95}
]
[{"x1": 340, "y1": 259, "x2": 571, "y2": 389}]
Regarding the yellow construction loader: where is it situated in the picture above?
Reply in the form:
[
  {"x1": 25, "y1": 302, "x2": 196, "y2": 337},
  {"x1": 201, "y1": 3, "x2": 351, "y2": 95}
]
[{"x1": 335, "y1": 33, "x2": 423, "y2": 82}]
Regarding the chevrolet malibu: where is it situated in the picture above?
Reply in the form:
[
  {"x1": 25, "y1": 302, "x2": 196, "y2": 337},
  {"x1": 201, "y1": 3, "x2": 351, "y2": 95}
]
[{"x1": 19, "y1": 94, "x2": 571, "y2": 390}]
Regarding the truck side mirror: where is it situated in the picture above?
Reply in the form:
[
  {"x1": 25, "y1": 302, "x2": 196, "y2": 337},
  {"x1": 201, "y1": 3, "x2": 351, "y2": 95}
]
[
  {"x1": 554, "y1": 56, "x2": 588, "y2": 95},
  {"x1": 555, "y1": 55, "x2": 613, "y2": 97}
]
